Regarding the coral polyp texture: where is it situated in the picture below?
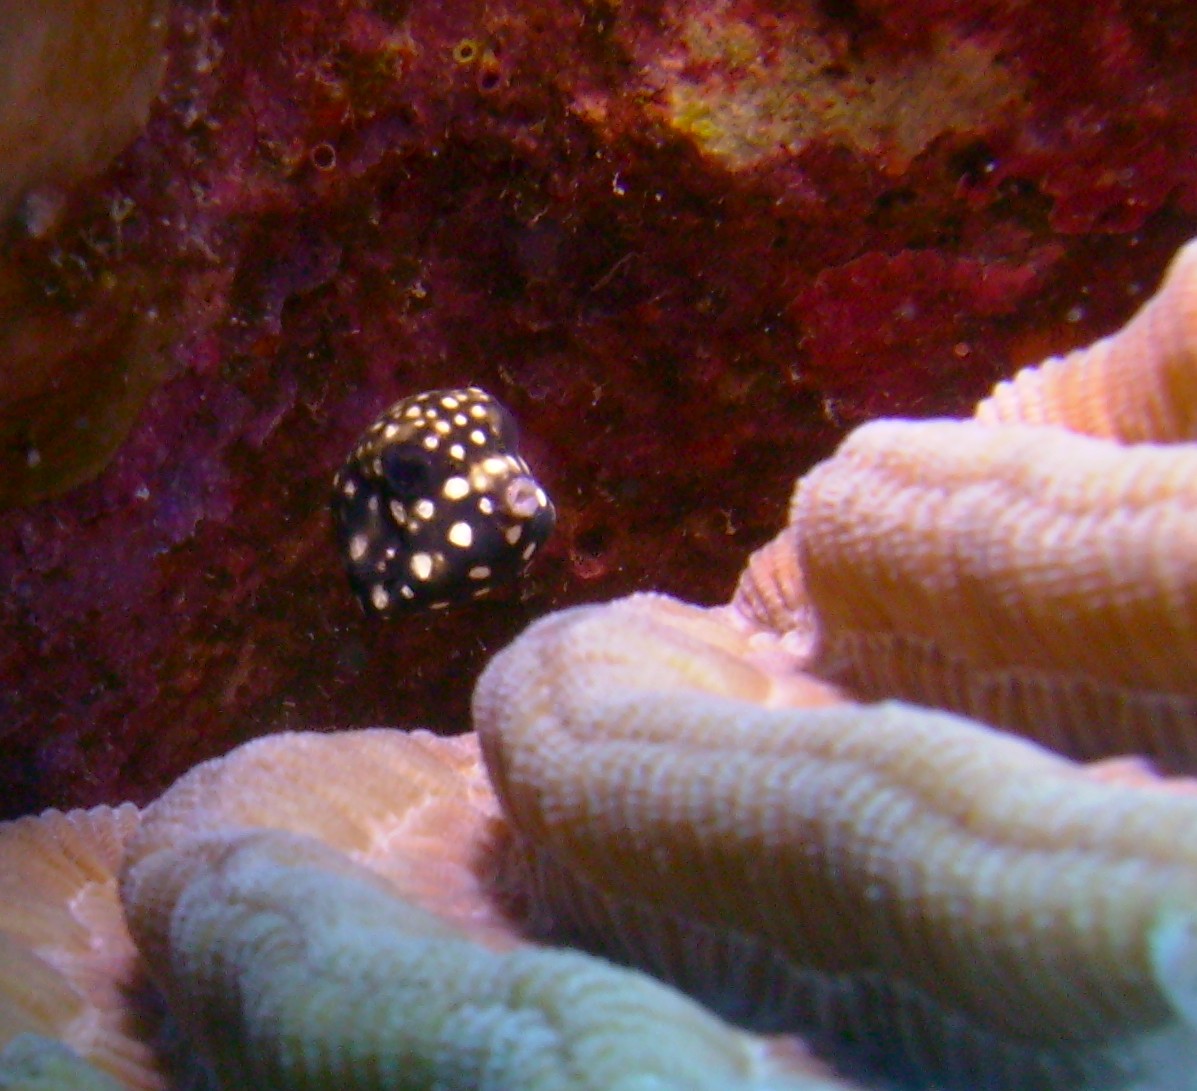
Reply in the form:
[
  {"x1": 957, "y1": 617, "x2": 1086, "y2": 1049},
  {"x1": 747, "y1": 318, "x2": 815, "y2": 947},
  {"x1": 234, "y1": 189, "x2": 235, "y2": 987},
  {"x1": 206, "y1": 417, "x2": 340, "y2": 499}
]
[
  {"x1": 471, "y1": 243, "x2": 1197, "y2": 1088},
  {"x1": 474, "y1": 600, "x2": 1197, "y2": 1088},
  {"x1": 0, "y1": 732, "x2": 854, "y2": 1090},
  {"x1": 3, "y1": 0, "x2": 1197, "y2": 817},
  {"x1": 973, "y1": 236, "x2": 1197, "y2": 442},
  {"x1": 781, "y1": 418, "x2": 1197, "y2": 765},
  {"x1": 771, "y1": 239, "x2": 1197, "y2": 767},
  {"x1": 121, "y1": 826, "x2": 837, "y2": 1091},
  {"x1": 0, "y1": 804, "x2": 160, "y2": 1090},
  {"x1": 2, "y1": 235, "x2": 1197, "y2": 1090}
]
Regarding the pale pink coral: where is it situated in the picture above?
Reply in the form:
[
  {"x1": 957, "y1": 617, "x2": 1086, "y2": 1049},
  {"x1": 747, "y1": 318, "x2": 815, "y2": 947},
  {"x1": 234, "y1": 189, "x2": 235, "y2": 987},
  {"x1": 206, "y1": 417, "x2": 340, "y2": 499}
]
[{"x1": 975, "y1": 238, "x2": 1197, "y2": 441}]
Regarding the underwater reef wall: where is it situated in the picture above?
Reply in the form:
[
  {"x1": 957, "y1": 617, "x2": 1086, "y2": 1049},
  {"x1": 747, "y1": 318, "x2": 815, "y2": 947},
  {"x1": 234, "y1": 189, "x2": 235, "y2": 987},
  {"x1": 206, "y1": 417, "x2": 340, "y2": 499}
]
[{"x1": 1, "y1": 0, "x2": 1196, "y2": 816}]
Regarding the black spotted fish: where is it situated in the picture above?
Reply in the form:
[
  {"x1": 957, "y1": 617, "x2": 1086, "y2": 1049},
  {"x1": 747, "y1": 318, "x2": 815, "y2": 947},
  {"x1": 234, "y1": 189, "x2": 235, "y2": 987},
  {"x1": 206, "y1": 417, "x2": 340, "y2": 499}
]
[{"x1": 331, "y1": 387, "x2": 555, "y2": 616}]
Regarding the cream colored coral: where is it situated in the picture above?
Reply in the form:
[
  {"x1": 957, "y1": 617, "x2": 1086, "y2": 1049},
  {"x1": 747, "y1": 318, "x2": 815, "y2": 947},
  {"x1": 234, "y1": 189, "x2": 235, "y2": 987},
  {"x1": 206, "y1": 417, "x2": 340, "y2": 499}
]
[
  {"x1": 784, "y1": 417, "x2": 1197, "y2": 764},
  {"x1": 473, "y1": 594, "x2": 1197, "y2": 1085},
  {"x1": 122, "y1": 825, "x2": 837, "y2": 1091},
  {"x1": 121, "y1": 728, "x2": 517, "y2": 948},
  {"x1": 725, "y1": 238, "x2": 1197, "y2": 768},
  {"x1": 473, "y1": 236, "x2": 1197, "y2": 1089},
  {"x1": 975, "y1": 237, "x2": 1197, "y2": 440},
  {"x1": 0, "y1": 1035, "x2": 127, "y2": 1091},
  {"x1": 1, "y1": 731, "x2": 852, "y2": 1090},
  {"x1": 0, "y1": 805, "x2": 164, "y2": 1091}
]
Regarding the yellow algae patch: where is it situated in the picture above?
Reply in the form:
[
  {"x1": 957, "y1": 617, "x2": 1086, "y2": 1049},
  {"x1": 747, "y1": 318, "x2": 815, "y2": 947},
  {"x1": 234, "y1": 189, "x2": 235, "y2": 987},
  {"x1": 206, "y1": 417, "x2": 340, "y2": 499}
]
[{"x1": 647, "y1": 4, "x2": 1026, "y2": 174}]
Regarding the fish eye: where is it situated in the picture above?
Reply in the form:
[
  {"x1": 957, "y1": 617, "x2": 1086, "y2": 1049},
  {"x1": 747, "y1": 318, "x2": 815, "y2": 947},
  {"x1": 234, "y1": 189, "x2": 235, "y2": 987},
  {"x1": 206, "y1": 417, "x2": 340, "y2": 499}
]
[
  {"x1": 502, "y1": 475, "x2": 543, "y2": 520},
  {"x1": 380, "y1": 447, "x2": 435, "y2": 500}
]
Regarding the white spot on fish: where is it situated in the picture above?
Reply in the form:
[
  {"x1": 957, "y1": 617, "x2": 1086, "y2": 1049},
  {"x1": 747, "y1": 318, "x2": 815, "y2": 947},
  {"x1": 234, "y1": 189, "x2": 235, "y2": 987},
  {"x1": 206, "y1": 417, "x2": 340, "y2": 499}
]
[{"x1": 448, "y1": 521, "x2": 474, "y2": 548}]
